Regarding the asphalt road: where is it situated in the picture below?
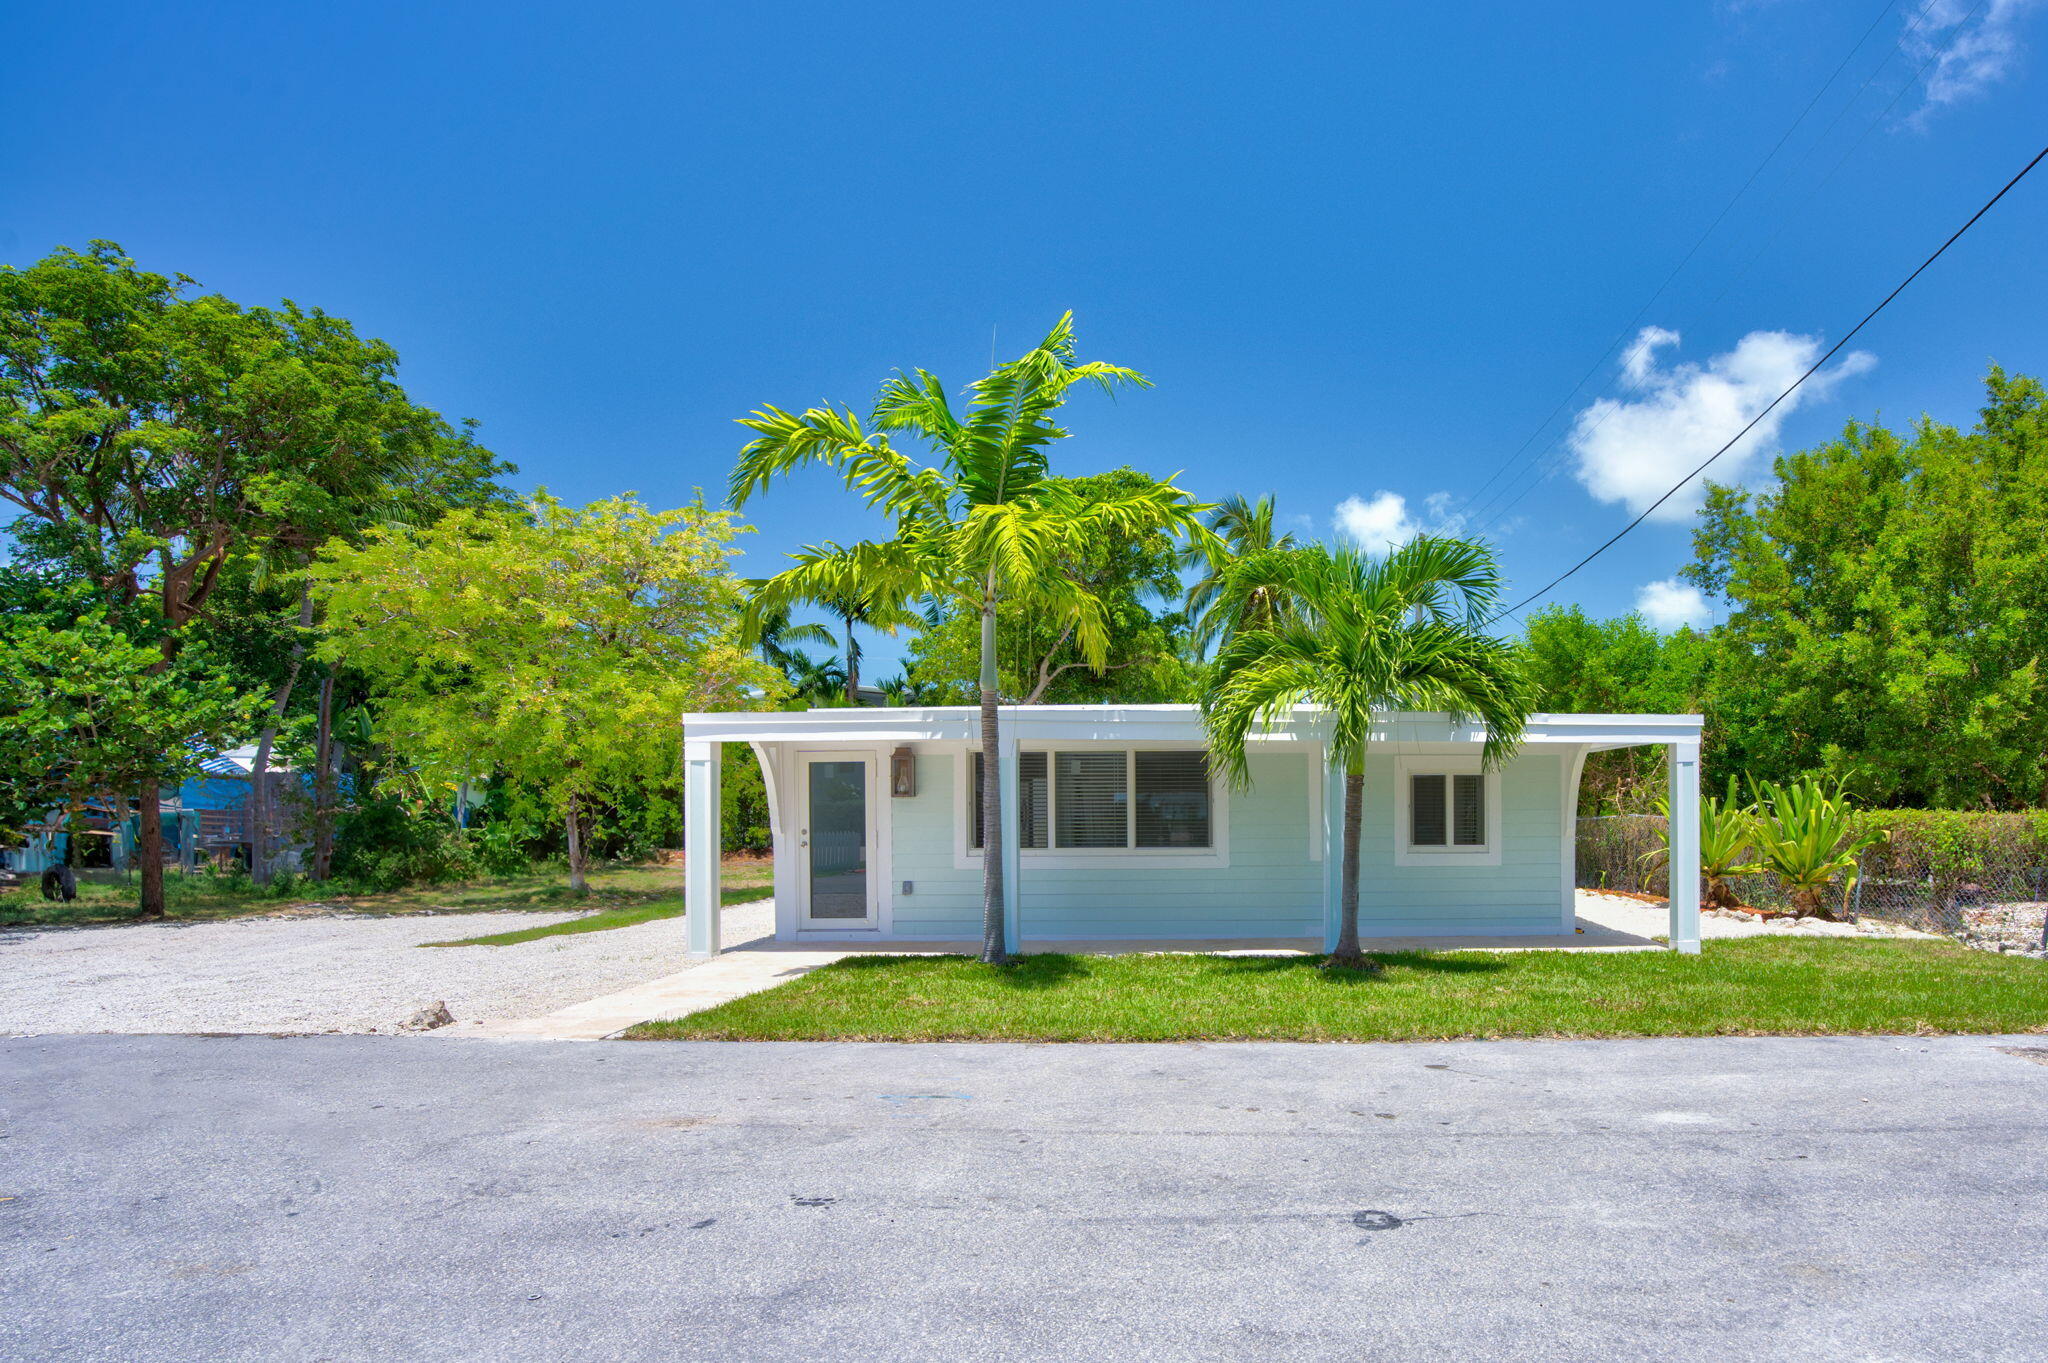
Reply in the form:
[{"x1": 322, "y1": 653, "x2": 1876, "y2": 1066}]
[{"x1": 4, "y1": 1033, "x2": 2046, "y2": 1362}]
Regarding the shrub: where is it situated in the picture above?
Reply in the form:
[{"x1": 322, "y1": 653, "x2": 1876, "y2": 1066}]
[{"x1": 332, "y1": 795, "x2": 476, "y2": 890}]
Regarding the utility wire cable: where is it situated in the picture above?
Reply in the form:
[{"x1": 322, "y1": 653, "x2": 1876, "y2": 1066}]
[
  {"x1": 1466, "y1": 0, "x2": 1977, "y2": 543},
  {"x1": 1483, "y1": 139, "x2": 2048, "y2": 628},
  {"x1": 1455, "y1": 0, "x2": 1904, "y2": 524}
]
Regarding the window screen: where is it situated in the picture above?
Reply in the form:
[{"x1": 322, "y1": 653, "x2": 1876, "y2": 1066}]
[
  {"x1": 970, "y1": 751, "x2": 1049, "y2": 850},
  {"x1": 1054, "y1": 751, "x2": 1128, "y2": 848},
  {"x1": 1452, "y1": 773, "x2": 1485, "y2": 846},
  {"x1": 1409, "y1": 773, "x2": 1447, "y2": 846},
  {"x1": 1134, "y1": 751, "x2": 1211, "y2": 848}
]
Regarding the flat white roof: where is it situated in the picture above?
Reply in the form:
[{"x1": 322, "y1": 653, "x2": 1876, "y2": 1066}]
[{"x1": 683, "y1": 704, "x2": 1700, "y2": 751}]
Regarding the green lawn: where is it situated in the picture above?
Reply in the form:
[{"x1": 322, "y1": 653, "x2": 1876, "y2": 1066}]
[
  {"x1": 419, "y1": 884, "x2": 773, "y2": 947},
  {"x1": 0, "y1": 857, "x2": 774, "y2": 929},
  {"x1": 625, "y1": 937, "x2": 2048, "y2": 1043}
]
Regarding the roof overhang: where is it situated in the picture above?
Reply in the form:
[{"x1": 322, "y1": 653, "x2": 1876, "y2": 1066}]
[{"x1": 681, "y1": 705, "x2": 1701, "y2": 751}]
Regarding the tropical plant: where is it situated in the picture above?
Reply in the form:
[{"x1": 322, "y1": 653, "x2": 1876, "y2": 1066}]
[
  {"x1": 874, "y1": 674, "x2": 936, "y2": 706},
  {"x1": 904, "y1": 467, "x2": 1200, "y2": 705},
  {"x1": 730, "y1": 312, "x2": 1209, "y2": 962},
  {"x1": 1202, "y1": 537, "x2": 1537, "y2": 969},
  {"x1": 1746, "y1": 775, "x2": 1886, "y2": 919},
  {"x1": 1646, "y1": 775, "x2": 1758, "y2": 910},
  {"x1": 749, "y1": 603, "x2": 836, "y2": 679},
  {"x1": 781, "y1": 649, "x2": 849, "y2": 705},
  {"x1": 1183, "y1": 493, "x2": 1300, "y2": 651}
]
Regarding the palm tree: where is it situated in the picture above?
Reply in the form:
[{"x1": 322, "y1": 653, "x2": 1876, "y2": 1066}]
[
  {"x1": 826, "y1": 592, "x2": 921, "y2": 705},
  {"x1": 1183, "y1": 493, "x2": 1300, "y2": 652},
  {"x1": 780, "y1": 649, "x2": 848, "y2": 706},
  {"x1": 748, "y1": 602, "x2": 835, "y2": 680},
  {"x1": 1202, "y1": 537, "x2": 1538, "y2": 969},
  {"x1": 731, "y1": 312, "x2": 1208, "y2": 963}
]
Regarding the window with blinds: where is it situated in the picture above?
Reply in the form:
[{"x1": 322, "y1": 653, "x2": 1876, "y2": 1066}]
[
  {"x1": 1409, "y1": 774, "x2": 1447, "y2": 846},
  {"x1": 1409, "y1": 771, "x2": 1487, "y2": 850},
  {"x1": 970, "y1": 751, "x2": 1049, "y2": 850},
  {"x1": 1054, "y1": 751, "x2": 1127, "y2": 847},
  {"x1": 1135, "y1": 751, "x2": 1210, "y2": 847},
  {"x1": 969, "y1": 748, "x2": 1212, "y2": 852},
  {"x1": 1452, "y1": 774, "x2": 1485, "y2": 846}
]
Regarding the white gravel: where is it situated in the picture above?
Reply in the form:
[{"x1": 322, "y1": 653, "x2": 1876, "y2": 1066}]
[
  {"x1": 0, "y1": 900, "x2": 776, "y2": 1037},
  {"x1": 1575, "y1": 890, "x2": 1935, "y2": 941}
]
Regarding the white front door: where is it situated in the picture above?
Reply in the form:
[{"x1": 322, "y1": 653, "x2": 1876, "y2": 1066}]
[{"x1": 799, "y1": 753, "x2": 876, "y2": 929}]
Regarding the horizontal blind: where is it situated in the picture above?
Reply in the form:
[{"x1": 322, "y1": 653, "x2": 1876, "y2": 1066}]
[
  {"x1": 970, "y1": 751, "x2": 1049, "y2": 850},
  {"x1": 1452, "y1": 773, "x2": 1485, "y2": 846},
  {"x1": 1054, "y1": 751, "x2": 1128, "y2": 848},
  {"x1": 1134, "y1": 751, "x2": 1211, "y2": 848},
  {"x1": 1018, "y1": 752, "x2": 1049, "y2": 849},
  {"x1": 1409, "y1": 773, "x2": 1447, "y2": 846}
]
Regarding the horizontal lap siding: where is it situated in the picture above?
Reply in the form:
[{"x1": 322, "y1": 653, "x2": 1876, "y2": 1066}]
[
  {"x1": 884, "y1": 750, "x2": 1323, "y2": 940},
  {"x1": 887, "y1": 756, "x2": 982, "y2": 937},
  {"x1": 1353, "y1": 751, "x2": 1562, "y2": 935}
]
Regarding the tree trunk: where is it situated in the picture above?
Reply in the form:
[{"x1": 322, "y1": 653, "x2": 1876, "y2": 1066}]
[
  {"x1": 137, "y1": 769, "x2": 166, "y2": 920},
  {"x1": 843, "y1": 612, "x2": 859, "y2": 706},
  {"x1": 565, "y1": 796, "x2": 588, "y2": 894},
  {"x1": 978, "y1": 591, "x2": 1009, "y2": 964},
  {"x1": 249, "y1": 584, "x2": 315, "y2": 886},
  {"x1": 1326, "y1": 770, "x2": 1378, "y2": 970},
  {"x1": 312, "y1": 663, "x2": 338, "y2": 880}
]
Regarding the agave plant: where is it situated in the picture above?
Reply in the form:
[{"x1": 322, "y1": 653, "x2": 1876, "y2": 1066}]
[
  {"x1": 1747, "y1": 776, "x2": 1886, "y2": 920},
  {"x1": 1648, "y1": 775, "x2": 1759, "y2": 910}
]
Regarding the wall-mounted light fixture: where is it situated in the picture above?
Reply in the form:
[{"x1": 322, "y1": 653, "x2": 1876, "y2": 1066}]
[{"x1": 890, "y1": 746, "x2": 917, "y2": 798}]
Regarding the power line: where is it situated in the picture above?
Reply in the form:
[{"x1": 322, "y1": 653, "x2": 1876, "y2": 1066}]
[
  {"x1": 1465, "y1": 0, "x2": 1982, "y2": 544},
  {"x1": 1455, "y1": 0, "x2": 1905, "y2": 527},
  {"x1": 1484, "y1": 139, "x2": 2048, "y2": 629}
]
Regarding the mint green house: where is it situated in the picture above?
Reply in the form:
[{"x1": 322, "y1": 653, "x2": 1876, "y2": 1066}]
[{"x1": 680, "y1": 705, "x2": 1703, "y2": 956}]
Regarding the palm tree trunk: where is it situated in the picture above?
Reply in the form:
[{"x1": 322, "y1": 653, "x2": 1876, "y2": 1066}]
[
  {"x1": 843, "y1": 611, "x2": 859, "y2": 706},
  {"x1": 1328, "y1": 770, "x2": 1375, "y2": 969},
  {"x1": 565, "y1": 795, "x2": 588, "y2": 894},
  {"x1": 978, "y1": 587, "x2": 1009, "y2": 964}
]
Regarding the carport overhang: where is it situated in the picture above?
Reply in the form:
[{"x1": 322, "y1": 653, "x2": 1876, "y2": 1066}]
[{"x1": 678, "y1": 707, "x2": 1704, "y2": 958}]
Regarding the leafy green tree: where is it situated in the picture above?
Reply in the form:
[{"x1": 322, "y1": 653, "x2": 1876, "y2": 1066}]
[
  {"x1": 1202, "y1": 538, "x2": 1537, "y2": 969},
  {"x1": 0, "y1": 576, "x2": 257, "y2": 880},
  {"x1": 1520, "y1": 605, "x2": 1711, "y2": 812},
  {"x1": 312, "y1": 494, "x2": 779, "y2": 892},
  {"x1": 731, "y1": 313, "x2": 1209, "y2": 962},
  {"x1": 1684, "y1": 368, "x2": 2048, "y2": 809},
  {"x1": 0, "y1": 242, "x2": 508, "y2": 913},
  {"x1": 904, "y1": 468, "x2": 1198, "y2": 704}
]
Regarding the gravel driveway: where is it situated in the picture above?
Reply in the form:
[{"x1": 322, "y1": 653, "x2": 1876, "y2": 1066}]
[{"x1": 0, "y1": 900, "x2": 774, "y2": 1037}]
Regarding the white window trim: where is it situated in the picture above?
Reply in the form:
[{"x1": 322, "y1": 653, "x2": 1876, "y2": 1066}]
[
  {"x1": 1393, "y1": 754, "x2": 1502, "y2": 867},
  {"x1": 953, "y1": 741, "x2": 1230, "y2": 870}
]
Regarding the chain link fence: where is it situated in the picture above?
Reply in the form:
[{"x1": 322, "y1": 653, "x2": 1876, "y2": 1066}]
[{"x1": 1576, "y1": 814, "x2": 2048, "y2": 956}]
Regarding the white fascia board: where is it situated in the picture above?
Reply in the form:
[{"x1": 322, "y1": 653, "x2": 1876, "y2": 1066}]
[{"x1": 681, "y1": 705, "x2": 1702, "y2": 750}]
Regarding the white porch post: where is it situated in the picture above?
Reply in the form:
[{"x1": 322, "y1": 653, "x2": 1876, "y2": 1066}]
[
  {"x1": 998, "y1": 730, "x2": 1022, "y2": 950},
  {"x1": 685, "y1": 738, "x2": 723, "y2": 958},
  {"x1": 1667, "y1": 739, "x2": 1702, "y2": 954}
]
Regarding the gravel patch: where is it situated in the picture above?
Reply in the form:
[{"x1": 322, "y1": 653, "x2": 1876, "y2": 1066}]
[
  {"x1": 1575, "y1": 890, "x2": 1935, "y2": 941},
  {"x1": 0, "y1": 900, "x2": 776, "y2": 1036}
]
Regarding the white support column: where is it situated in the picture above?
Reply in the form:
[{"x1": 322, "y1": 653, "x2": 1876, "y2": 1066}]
[
  {"x1": 685, "y1": 738, "x2": 723, "y2": 958},
  {"x1": 998, "y1": 732, "x2": 1022, "y2": 951},
  {"x1": 1667, "y1": 740, "x2": 1702, "y2": 955}
]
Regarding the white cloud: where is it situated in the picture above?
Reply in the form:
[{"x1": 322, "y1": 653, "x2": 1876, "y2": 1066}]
[
  {"x1": 1636, "y1": 579, "x2": 1713, "y2": 632},
  {"x1": 1333, "y1": 489, "x2": 1468, "y2": 555},
  {"x1": 1568, "y1": 327, "x2": 1875, "y2": 522},
  {"x1": 1906, "y1": 0, "x2": 2040, "y2": 121}
]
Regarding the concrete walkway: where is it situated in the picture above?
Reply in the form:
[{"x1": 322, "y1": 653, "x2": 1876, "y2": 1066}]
[{"x1": 462, "y1": 945, "x2": 852, "y2": 1040}]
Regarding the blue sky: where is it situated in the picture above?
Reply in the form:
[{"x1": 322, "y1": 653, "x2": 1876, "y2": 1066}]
[{"x1": 7, "y1": 1, "x2": 2045, "y2": 675}]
